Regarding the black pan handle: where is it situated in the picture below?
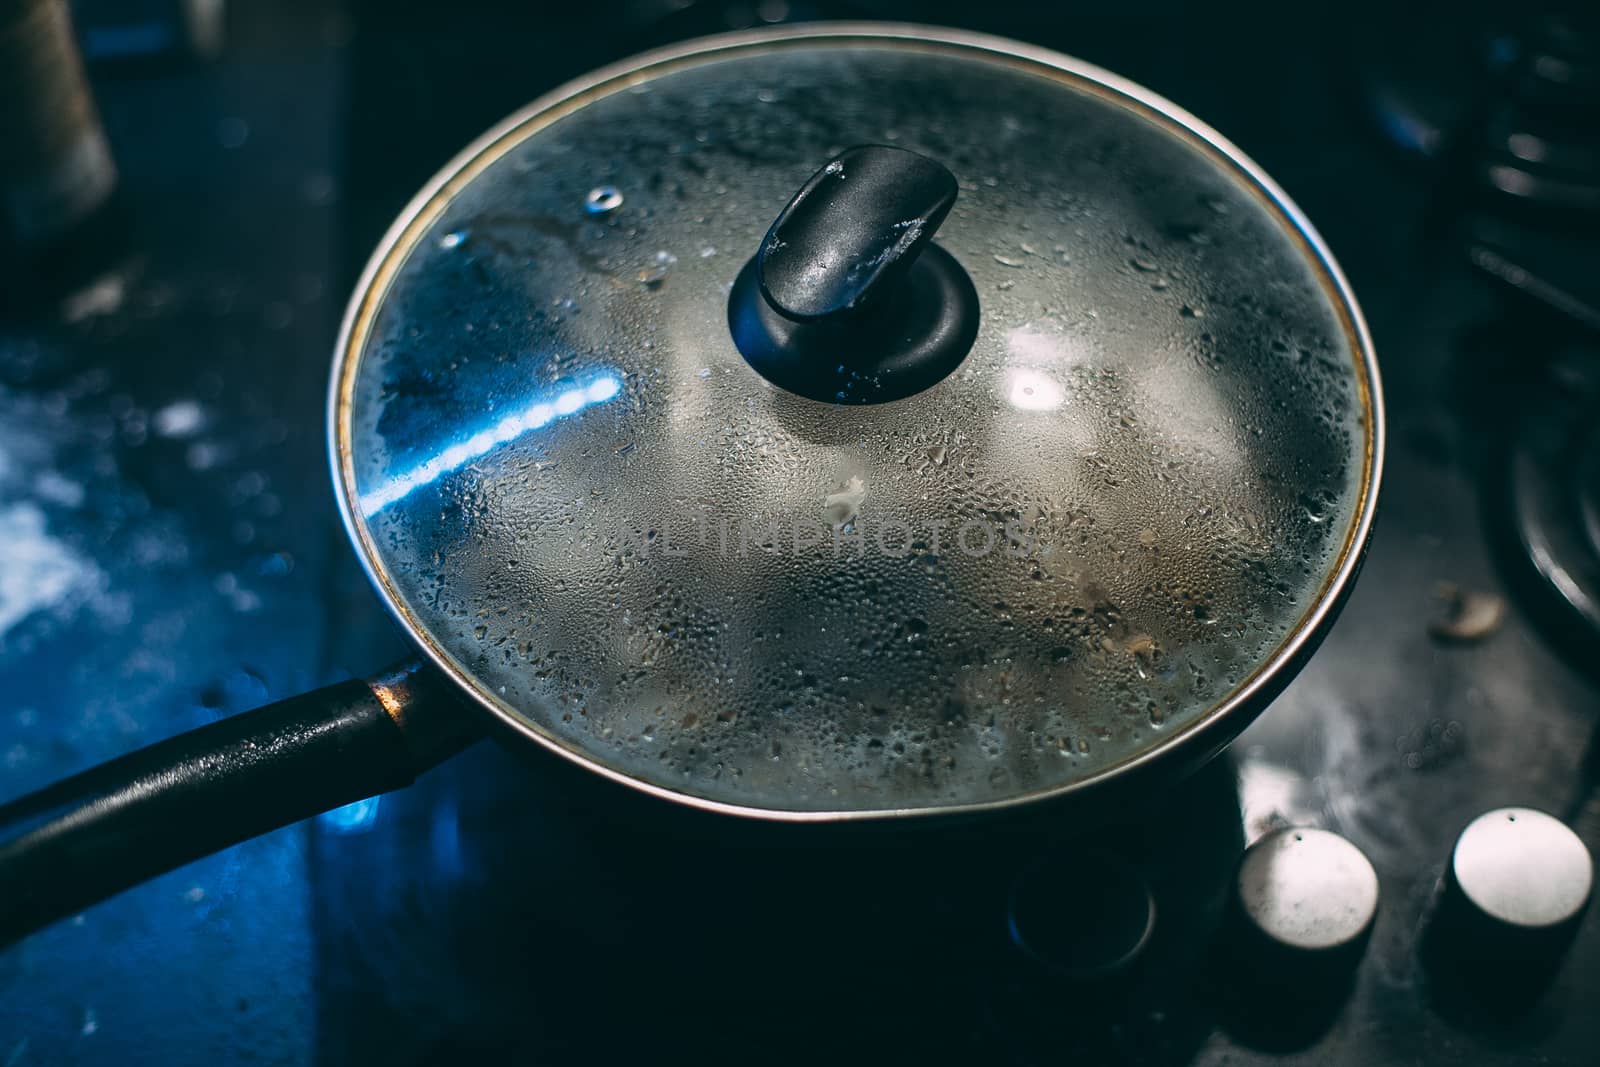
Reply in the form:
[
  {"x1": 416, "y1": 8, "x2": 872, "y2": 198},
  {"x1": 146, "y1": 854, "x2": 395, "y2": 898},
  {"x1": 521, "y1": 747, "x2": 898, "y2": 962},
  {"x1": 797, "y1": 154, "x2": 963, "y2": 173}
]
[{"x1": 0, "y1": 661, "x2": 479, "y2": 946}]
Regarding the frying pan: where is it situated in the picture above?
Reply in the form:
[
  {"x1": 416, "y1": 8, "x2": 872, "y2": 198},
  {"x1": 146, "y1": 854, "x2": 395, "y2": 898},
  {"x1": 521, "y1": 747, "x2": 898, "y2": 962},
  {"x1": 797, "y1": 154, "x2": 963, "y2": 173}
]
[{"x1": 0, "y1": 23, "x2": 1383, "y2": 945}]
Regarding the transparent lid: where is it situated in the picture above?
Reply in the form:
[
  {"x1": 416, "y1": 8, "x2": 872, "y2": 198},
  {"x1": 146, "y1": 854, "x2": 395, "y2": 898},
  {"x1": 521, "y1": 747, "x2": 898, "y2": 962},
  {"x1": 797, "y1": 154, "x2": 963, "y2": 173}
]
[{"x1": 333, "y1": 27, "x2": 1379, "y2": 817}]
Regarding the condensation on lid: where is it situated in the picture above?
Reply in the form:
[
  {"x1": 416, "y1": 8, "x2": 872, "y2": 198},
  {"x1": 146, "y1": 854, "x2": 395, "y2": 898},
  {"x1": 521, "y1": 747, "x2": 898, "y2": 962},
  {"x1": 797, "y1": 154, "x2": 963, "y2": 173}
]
[{"x1": 333, "y1": 28, "x2": 1380, "y2": 816}]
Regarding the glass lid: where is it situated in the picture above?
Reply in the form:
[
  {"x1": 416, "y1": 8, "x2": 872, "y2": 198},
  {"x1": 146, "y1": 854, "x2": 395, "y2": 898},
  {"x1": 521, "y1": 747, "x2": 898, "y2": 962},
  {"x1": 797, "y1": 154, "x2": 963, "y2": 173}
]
[{"x1": 332, "y1": 26, "x2": 1380, "y2": 817}]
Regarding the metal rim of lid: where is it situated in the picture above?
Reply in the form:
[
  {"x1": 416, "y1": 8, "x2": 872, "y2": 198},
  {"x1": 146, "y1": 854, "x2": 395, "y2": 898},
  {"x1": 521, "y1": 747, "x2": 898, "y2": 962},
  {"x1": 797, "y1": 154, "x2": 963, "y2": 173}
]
[{"x1": 326, "y1": 22, "x2": 1386, "y2": 824}]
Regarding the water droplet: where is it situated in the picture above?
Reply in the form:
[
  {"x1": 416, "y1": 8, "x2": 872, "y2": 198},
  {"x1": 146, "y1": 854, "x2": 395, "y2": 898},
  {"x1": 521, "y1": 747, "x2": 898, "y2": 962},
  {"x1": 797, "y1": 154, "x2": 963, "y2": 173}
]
[
  {"x1": 186, "y1": 441, "x2": 223, "y2": 470},
  {"x1": 638, "y1": 250, "x2": 676, "y2": 288},
  {"x1": 1299, "y1": 490, "x2": 1334, "y2": 523},
  {"x1": 585, "y1": 185, "x2": 624, "y2": 216},
  {"x1": 438, "y1": 230, "x2": 467, "y2": 250},
  {"x1": 154, "y1": 399, "x2": 205, "y2": 438},
  {"x1": 823, "y1": 475, "x2": 867, "y2": 527}
]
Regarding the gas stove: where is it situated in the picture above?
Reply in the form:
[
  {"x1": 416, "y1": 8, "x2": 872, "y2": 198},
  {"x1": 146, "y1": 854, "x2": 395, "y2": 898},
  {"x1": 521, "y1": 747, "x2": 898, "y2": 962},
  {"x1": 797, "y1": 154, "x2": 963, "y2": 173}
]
[{"x1": 2, "y1": 2, "x2": 1599, "y2": 1064}]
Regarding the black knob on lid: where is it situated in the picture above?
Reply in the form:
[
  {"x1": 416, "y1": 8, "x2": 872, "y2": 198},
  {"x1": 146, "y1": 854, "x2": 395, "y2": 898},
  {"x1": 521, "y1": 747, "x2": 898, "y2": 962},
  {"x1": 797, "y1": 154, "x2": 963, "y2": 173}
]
[
  {"x1": 758, "y1": 145, "x2": 957, "y2": 322},
  {"x1": 729, "y1": 145, "x2": 979, "y2": 404}
]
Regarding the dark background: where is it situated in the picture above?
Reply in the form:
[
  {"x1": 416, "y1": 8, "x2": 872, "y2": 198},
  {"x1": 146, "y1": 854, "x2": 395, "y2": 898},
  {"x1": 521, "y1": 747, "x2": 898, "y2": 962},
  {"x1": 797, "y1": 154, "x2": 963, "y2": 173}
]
[{"x1": 2, "y1": 0, "x2": 1599, "y2": 1063}]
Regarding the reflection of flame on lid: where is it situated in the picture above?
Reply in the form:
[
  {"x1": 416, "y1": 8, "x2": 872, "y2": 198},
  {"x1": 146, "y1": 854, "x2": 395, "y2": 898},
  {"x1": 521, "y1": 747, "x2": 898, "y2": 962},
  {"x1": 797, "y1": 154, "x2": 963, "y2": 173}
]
[
  {"x1": 1007, "y1": 368, "x2": 1065, "y2": 411},
  {"x1": 359, "y1": 375, "x2": 622, "y2": 516}
]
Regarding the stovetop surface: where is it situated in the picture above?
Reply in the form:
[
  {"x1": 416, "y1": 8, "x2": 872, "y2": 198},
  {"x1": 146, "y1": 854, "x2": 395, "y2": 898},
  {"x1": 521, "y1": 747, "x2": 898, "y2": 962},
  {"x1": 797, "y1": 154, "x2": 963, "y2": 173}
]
[{"x1": 3, "y1": 1, "x2": 1599, "y2": 1064}]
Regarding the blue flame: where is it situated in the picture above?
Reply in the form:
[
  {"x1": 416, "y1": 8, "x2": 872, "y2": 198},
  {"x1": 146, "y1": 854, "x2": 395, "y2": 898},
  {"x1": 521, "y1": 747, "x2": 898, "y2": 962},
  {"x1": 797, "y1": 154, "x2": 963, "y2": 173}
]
[{"x1": 359, "y1": 375, "x2": 622, "y2": 517}]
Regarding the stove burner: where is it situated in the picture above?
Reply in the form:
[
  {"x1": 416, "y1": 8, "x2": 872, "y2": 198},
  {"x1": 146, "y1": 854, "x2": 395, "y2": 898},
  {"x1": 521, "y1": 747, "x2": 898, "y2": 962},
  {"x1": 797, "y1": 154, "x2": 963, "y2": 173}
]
[
  {"x1": 1361, "y1": 8, "x2": 1600, "y2": 327},
  {"x1": 1362, "y1": 9, "x2": 1600, "y2": 208},
  {"x1": 1474, "y1": 11, "x2": 1600, "y2": 222},
  {"x1": 1500, "y1": 345, "x2": 1600, "y2": 657}
]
